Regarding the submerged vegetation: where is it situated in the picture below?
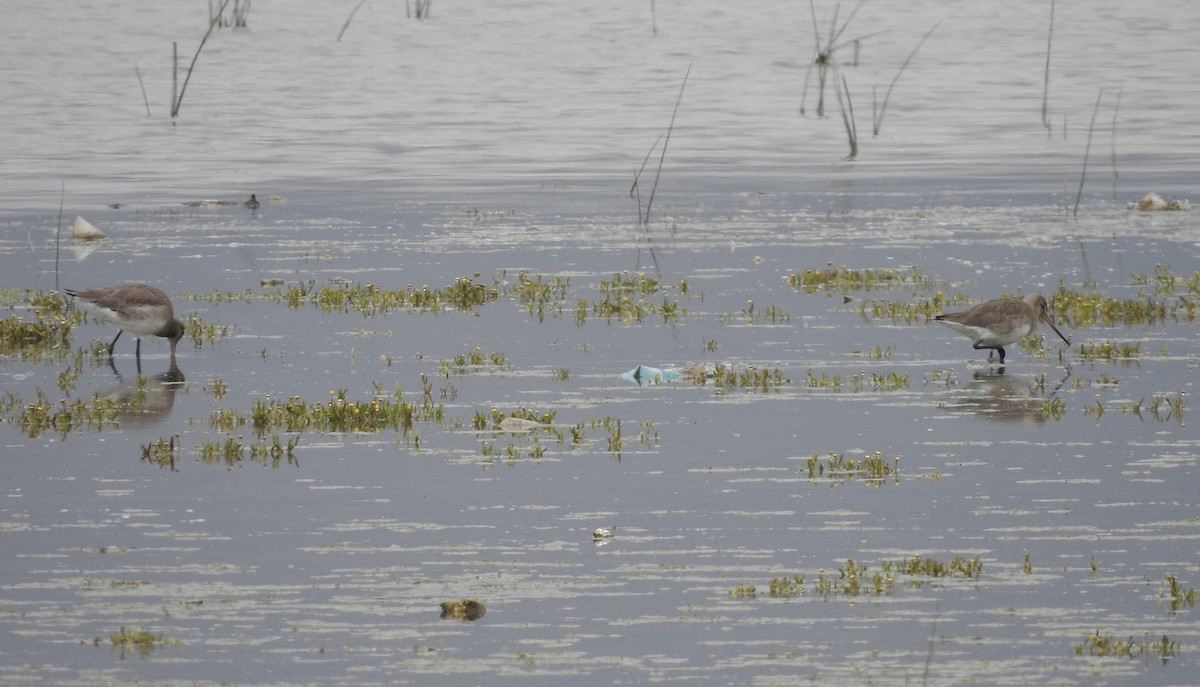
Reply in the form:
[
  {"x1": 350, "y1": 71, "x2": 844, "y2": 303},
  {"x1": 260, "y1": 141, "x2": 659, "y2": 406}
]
[
  {"x1": 804, "y1": 450, "x2": 900, "y2": 486},
  {"x1": 106, "y1": 626, "x2": 179, "y2": 658},
  {"x1": 787, "y1": 265, "x2": 934, "y2": 293},
  {"x1": 743, "y1": 553, "x2": 984, "y2": 601}
]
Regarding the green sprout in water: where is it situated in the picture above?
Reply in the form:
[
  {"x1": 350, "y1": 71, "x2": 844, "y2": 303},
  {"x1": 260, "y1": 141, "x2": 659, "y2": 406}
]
[
  {"x1": 805, "y1": 451, "x2": 900, "y2": 486},
  {"x1": 107, "y1": 626, "x2": 178, "y2": 658}
]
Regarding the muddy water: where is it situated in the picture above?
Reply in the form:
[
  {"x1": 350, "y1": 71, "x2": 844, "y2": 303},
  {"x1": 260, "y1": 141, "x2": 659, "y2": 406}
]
[{"x1": 2, "y1": 1, "x2": 1199, "y2": 686}]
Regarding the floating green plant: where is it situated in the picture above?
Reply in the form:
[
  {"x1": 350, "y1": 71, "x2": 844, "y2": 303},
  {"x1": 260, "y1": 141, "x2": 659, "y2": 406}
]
[
  {"x1": 248, "y1": 388, "x2": 440, "y2": 436},
  {"x1": 284, "y1": 277, "x2": 501, "y2": 316},
  {"x1": 813, "y1": 558, "x2": 894, "y2": 597},
  {"x1": 1074, "y1": 631, "x2": 1176, "y2": 660},
  {"x1": 108, "y1": 626, "x2": 178, "y2": 658},
  {"x1": 140, "y1": 435, "x2": 180, "y2": 470},
  {"x1": 805, "y1": 451, "x2": 899, "y2": 486},
  {"x1": 1076, "y1": 341, "x2": 1142, "y2": 361},
  {"x1": 805, "y1": 370, "x2": 908, "y2": 392},
  {"x1": 198, "y1": 434, "x2": 299, "y2": 468},
  {"x1": 787, "y1": 265, "x2": 933, "y2": 293},
  {"x1": 440, "y1": 347, "x2": 508, "y2": 376},
  {"x1": 1162, "y1": 574, "x2": 1199, "y2": 614},
  {"x1": 512, "y1": 272, "x2": 570, "y2": 321},
  {"x1": 0, "y1": 312, "x2": 74, "y2": 358},
  {"x1": 730, "y1": 584, "x2": 757, "y2": 599},
  {"x1": 1040, "y1": 396, "x2": 1066, "y2": 420},
  {"x1": 12, "y1": 389, "x2": 120, "y2": 438},
  {"x1": 1132, "y1": 264, "x2": 1200, "y2": 297},
  {"x1": 895, "y1": 553, "x2": 983, "y2": 578},
  {"x1": 768, "y1": 574, "x2": 805, "y2": 598},
  {"x1": 186, "y1": 314, "x2": 231, "y2": 348},
  {"x1": 858, "y1": 292, "x2": 965, "y2": 324},
  {"x1": 713, "y1": 364, "x2": 789, "y2": 392},
  {"x1": 1052, "y1": 282, "x2": 1195, "y2": 326},
  {"x1": 715, "y1": 300, "x2": 791, "y2": 325}
]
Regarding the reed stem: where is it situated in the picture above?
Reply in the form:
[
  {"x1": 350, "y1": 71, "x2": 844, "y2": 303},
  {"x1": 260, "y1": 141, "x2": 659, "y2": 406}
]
[
  {"x1": 1073, "y1": 89, "x2": 1104, "y2": 217},
  {"x1": 171, "y1": 0, "x2": 231, "y2": 118}
]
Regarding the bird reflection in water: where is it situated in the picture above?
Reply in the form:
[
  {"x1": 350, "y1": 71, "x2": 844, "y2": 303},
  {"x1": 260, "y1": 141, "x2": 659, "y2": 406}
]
[
  {"x1": 944, "y1": 369, "x2": 1066, "y2": 424},
  {"x1": 105, "y1": 358, "x2": 186, "y2": 428}
]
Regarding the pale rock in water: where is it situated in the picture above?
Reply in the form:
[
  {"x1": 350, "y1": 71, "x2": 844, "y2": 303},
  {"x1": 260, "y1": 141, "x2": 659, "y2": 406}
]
[{"x1": 72, "y1": 216, "x2": 105, "y2": 240}]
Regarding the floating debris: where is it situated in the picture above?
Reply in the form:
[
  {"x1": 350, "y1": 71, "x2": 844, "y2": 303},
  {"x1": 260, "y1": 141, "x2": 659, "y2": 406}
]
[
  {"x1": 620, "y1": 364, "x2": 681, "y2": 386},
  {"x1": 498, "y1": 416, "x2": 543, "y2": 432},
  {"x1": 260, "y1": 278, "x2": 286, "y2": 287},
  {"x1": 592, "y1": 527, "x2": 615, "y2": 540},
  {"x1": 1130, "y1": 192, "x2": 1190, "y2": 211},
  {"x1": 439, "y1": 598, "x2": 486, "y2": 622},
  {"x1": 72, "y1": 216, "x2": 105, "y2": 240}
]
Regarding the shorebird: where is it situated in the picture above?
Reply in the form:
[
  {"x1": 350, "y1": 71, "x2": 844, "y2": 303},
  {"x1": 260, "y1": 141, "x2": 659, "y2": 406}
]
[
  {"x1": 64, "y1": 284, "x2": 185, "y2": 362},
  {"x1": 935, "y1": 293, "x2": 1070, "y2": 364},
  {"x1": 243, "y1": 194, "x2": 260, "y2": 210}
]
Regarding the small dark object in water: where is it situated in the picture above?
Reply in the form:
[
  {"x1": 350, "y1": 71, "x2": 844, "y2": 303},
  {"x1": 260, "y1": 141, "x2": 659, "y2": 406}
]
[
  {"x1": 440, "y1": 598, "x2": 486, "y2": 622},
  {"x1": 243, "y1": 194, "x2": 260, "y2": 210}
]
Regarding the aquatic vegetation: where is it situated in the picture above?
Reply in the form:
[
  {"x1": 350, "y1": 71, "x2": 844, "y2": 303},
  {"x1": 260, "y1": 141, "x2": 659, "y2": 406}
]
[
  {"x1": 804, "y1": 369, "x2": 908, "y2": 392},
  {"x1": 848, "y1": 345, "x2": 892, "y2": 359},
  {"x1": 1051, "y1": 283, "x2": 1195, "y2": 327},
  {"x1": 511, "y1": 272, "x2": 570, "y2": 321},
  {"x1": 1162, "y1": 574, "x2": 1199, "y2": 614},
  {"x1": 767, "y1": 574, "x2": 805, "y2": 598},
  {"x1": 729, "y1": 584, "x2": 757, "y2": 599},
  {"x1": 140, "y1": 435, "x2": 180, "y2": 470},
  {"x1": 1040, "y1": 397, "x2": 1066, "y2": 420},
  {"x1": 805, "y1": 451, "x2": 899, "y2": 486},
  {"x1": 857, "y1": 292, "x2": 964, "y2": 324},
  {"x1": 248, "y1": 388, "x2": 440, "y2": 436},
  {"x1": 715, "y1": 300, "x2": 790, "y2": 324},
  {"x1": 713, "y1": 364, "x2": 789, "y2": 392},
  {"x1": 787, "y1": 265, "x2": 933, "y2": 294},
  {"x1": 473, "y1": 406, "x2": 556, "y2": 431},
  {"x1": 813, "y1": 559, "x2": 894, "y2": 597},
  {"x1": 440, "y1": 598, "x2": 485, "y2": 622},
  {"x1": 895, "y1": 554, "x2": 983, "y2": 578},
  {"x1": 1132, "y1": 264, "x2": 1200, "y2": 297},
  {"x1": 480, "y1": 438, "x2": 547, "y2": 463},
  {"x1": 107, "y1": 626, "x2": 179, "y2": 658},
  {"x1": 1074, "y1": 631, "x2": 1176, "y2": 660},
  {"x1": 186, "y1": 314, "x2": 231, "y2": 348},
  {"x1": 440, "y1": 347, "x2": 508, "y2": 376},
  {"x1": 284, "y1": 277, "x2": 501, "y2": 316},
  {"x1": 198, "y1": 434, "x2": 299, "y2": 468},
  {"x1": 1075, "y1": 341, "x2": 1141, "y2": 362},
  {"x1": 178, "y1": 289, "x2": 258, "y2": 304},
  {"x1": 0, "y1": 312, "x2": 74, "y2": 358},
  {"x1": 11, "y1": 389, "x2": 120, "y2": 438}
]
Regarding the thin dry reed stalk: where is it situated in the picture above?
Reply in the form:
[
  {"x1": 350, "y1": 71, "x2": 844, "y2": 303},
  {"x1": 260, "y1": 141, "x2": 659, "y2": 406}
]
[
  {"x1": 172, "y1": 0, "x2": 232, "y2": 118},
  {"x1": 338, "y1": 0, "x2": 367, "y2": 42},
  {"x1": 835, "y1": 74, "x2": 858, "y2": 158},
  {"x1": 871, "y1": 21, "x2": 939, "y2": 136},
  {"x1": 1073, "y1": 89, "x2": 1104, "y2": 217},
  {"x1": 1041, "y1": 0, "x2": 1055, "y2": 129},
  {"x1": 630, "y1": 65, "x2": 691, "y2": 225}
]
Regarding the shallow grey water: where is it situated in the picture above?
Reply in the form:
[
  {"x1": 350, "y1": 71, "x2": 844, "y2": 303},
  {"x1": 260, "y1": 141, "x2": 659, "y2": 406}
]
[{"x1": 2, "y1": 1, "x2": 1199, "y2": 686}]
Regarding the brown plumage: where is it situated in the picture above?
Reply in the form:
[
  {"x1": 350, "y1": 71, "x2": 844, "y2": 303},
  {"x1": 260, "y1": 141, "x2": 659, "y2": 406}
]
[
  {"x1": 65, "y1": 283, "x2": 185, "y2": 361},
  {"x1": 935, "y1": 293, "x2": 1070, "y2": 363}
]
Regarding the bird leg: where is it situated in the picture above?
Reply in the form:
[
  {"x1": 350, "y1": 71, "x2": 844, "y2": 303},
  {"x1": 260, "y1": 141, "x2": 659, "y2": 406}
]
[{"x1": 107, "y1": 330, "x2": 122, "y2": 357}]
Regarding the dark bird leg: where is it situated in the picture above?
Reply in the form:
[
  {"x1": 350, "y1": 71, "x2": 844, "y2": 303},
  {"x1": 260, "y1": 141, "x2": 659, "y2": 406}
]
[
  {"x1": 107, "y1": 330, "x2": 122, "y2": 357},
  {"x1": 135, "y1": 338, "x2": 142, "y2": 363}
]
